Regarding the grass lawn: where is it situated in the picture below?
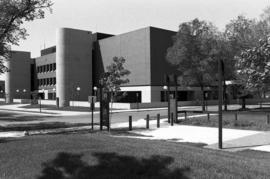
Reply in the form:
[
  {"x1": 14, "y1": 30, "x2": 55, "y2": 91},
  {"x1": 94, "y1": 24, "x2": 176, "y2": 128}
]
[
  {"x1": 180, "y1": 111, "x2": 270, "y2": 131},
  {"x1": 1, "y1": 132, "x2": 270, "y2": 178}
]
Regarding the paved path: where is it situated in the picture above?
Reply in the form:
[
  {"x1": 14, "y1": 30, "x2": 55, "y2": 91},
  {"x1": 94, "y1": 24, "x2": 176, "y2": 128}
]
[{"x1": 112, "y1": 115, "x2": 270, "y2": 153}]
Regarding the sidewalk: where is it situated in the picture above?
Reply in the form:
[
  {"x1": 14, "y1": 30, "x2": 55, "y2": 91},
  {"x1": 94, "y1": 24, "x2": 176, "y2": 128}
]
[{"x1": 111, "y1": 115, "x2": 270, "y2": 153}]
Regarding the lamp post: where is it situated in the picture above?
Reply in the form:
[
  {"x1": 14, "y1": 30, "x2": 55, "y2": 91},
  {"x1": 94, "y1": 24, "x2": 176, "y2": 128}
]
[
  {"x1": 93, "y1": 86, "x2": 98, "y2": 96},
  {"x1": 40, "y1": 89, "x2": 44, "y2": 113},
  {"x1": 163, "y1": 85, "x2": 170, "y2": 123},
  {"x1": 23, "y1": 89, "x2": 26, "y2": 99},
  {"x1": 136, "y1": 92, "x2": 139, "y2": 110},
  {"x1": 16, "y1": 89, "x2": 20, "y2": 103},
  {"x1": 53, "y1": 88, "x2": 56, "y2": 100},
  {"x1": 76, "y1": 87, "x2": 81, "y2": 101},
  {"x1": 0, "y1": 90, "x2": 3, "y2": 99}
]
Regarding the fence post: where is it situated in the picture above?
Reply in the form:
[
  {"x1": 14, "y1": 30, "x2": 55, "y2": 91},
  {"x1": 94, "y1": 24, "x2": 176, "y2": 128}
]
[
  {"x1": 157, "y1": 114, "x2": 160, "y2": 128},
  {"x1": 129, "y1": 116, "x2": 132, "y2": 131},
  {"x1": 146, "y1": 114, "x2": 150, "y2": 129},
  {"x1": 171, "y1": 113, "x2": 174, "y2": 126},
  {"x1": 235, "y1": 113, "x2": 238, "y2": 121},
  {"x1": 267, "y1": 114, "x2": 270, "y2": 124},
  {"x1": 207, "y1": 112, "x2": 210, "y2": 121}
]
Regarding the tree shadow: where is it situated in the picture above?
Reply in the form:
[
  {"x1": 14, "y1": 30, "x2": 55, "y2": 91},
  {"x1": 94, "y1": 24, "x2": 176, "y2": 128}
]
[
  {"x1": 0, "y1": 111, "x2": 53, "y2": 122},
  {"x1": 38, "y1": 152, "x2": 190, "y2": 179}
]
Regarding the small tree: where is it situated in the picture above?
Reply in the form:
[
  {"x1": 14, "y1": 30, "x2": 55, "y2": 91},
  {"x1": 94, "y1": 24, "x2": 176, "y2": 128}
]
[
  {"x1": 0, "y1": 0, "x2": 53, "y2": 72},
  {"x1": 100, "y1": 57, "x2": 130, "y2": 130}
]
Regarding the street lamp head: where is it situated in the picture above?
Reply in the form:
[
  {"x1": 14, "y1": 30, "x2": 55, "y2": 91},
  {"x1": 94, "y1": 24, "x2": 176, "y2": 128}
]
[
  {"x1": 0, "y1": 90, "x2": 3, "y2": 93},
  {"x1": 76, "y1": 87, "x2": 81, "y2": 91},
  {"x1": 93, "y1": 86, "x2": 98, "y2": 91},
  {"x1": 16, "y1": 89, "x2": 19, "y2": 93},
  {"x1": 23, "y1": 89, "x2": 26, "y2": 93},
  {"x1": 163, "y1": 85, "x2": 168, "y2": 90},
  {"x1": 53, "y1": 88, "x2": 56, "y2": 91}
]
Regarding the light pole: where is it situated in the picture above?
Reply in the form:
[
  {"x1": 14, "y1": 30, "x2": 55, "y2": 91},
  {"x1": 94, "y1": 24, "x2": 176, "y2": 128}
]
[
  {"x1": 76, "y1": 87, "x2": 81, "y2": 100},
  {"x1": 16, "y1": 89, "x2": 20, "y2": 103},
  {"x1": 23, "y1": 89, "x2": 26, "y2": 99},
  {"x1": 40, "y1": 89, "x2": 45, "y2": 113},
  {"x1": 163, "y1": 85, "x2": 169, "y2": 123},
  {"x1": 91, "y1": 86, "x2": 98, "y2": 130},
  {"x1": 53, "y1": 88, "x2": 56, "y2": 100},
  {"x1": 0, "y1": 90, "x2": 3, "y2": 99},
  {"x1": 76, "y1": 87, "x2": 81, "y2": 107},
  {"x1": 136, "y1": 92, "x2": 139, "y2": 110},
  {"x1": 93, "y1": 86, "x2": 98, "y2": 96}
]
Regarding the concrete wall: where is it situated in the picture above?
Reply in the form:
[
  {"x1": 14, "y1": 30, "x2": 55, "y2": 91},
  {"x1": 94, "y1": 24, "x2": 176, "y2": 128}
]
[
  {"x1": 97, "y1": 27, "x2": 151, "y2": 86},
  {"x1": 150, "y1": 27, "x2": 178, "y2": 86},
  {"x1": 35, "y1": 53, "x2": 56, "y2": 93},
  {"x1": 56, "y1": 28, "x2": 93, "y2": 107},
  {"x1": 5, "y1": 51, "x2": 31, "y2": 103}
]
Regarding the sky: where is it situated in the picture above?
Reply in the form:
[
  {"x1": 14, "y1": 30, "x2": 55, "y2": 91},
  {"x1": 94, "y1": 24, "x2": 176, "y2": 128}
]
[{"x1": 11, "y1": 0, "x2": 270, "y2": 58}]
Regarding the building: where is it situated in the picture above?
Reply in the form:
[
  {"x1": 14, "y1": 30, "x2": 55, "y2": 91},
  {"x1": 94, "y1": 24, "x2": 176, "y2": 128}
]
[{"x1": 4, "y1": 26, "x2": 210, "y2": 107}]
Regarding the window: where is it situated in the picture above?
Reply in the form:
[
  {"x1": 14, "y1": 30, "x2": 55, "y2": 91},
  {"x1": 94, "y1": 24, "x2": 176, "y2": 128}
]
[
  {"x1": 50, "y1": 64, "x2": 53, "y2": 71},
  {"x1": 53, "y1": 63, "x2": 56, "y2": 71},
  {"x1": 52, "y1": 77, "x2": 56, "y2": 85}
]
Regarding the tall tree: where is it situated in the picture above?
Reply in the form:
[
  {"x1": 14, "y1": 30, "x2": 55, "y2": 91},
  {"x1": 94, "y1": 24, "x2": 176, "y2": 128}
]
[
  {"x1": 236, "y1": 37, "x2": 270, "y2": 100},
  {"x1": 166, "y1": 18, "x2": 219, "y2": 111},
  {"x1": 225, "y1": 14, "x2": 270, "y2": 99},
  {"x1": 100, "y1": 56, "x2": 130, "y2": 131},
  {"x1": 0, "y1": 0, "x2": 53, "y2": 72}
]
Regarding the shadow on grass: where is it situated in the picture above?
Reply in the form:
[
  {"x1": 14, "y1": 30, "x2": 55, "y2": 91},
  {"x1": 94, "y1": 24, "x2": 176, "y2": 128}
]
[
  {"x1": 0, "y1": 111, "x2": 54, "y2": 122},
  {"x1": 0, "y1": 122, "x2": 91, "y2": 132},
  {"x1": 38, "y1": 152, "x2": 190, "y2": 179}
]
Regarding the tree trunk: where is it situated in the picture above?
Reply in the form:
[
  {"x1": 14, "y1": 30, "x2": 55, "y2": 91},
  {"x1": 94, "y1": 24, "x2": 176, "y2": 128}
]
[
  {"x1": 201, "y1": 86, "x2": 205, "y2": 111},
  {"x1": 223, "y1": 80, "x2": 227, "y2": 111},
  {"x1": 109, "y1": 92, "x2": 114, "y2": 133},
  {"x1": 257, "y1": 89, "x2": 262, "y2": 109}
]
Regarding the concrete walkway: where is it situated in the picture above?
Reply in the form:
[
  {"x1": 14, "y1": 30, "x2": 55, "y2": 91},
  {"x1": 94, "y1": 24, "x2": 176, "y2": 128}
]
[{"x1": 112, "y1": 115, "x2": 270, "y2": 152}]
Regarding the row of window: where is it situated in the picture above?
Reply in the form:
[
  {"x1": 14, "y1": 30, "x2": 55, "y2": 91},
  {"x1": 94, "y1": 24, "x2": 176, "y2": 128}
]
[
  {"x1": 38, "y1": 78, "x2": 56, "y2": 86},
  {"x1": 37, "y1": 63, "x2": 56, "y2": 73}
]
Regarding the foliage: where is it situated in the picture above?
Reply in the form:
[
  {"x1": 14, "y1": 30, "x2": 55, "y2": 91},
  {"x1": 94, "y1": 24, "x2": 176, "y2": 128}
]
[
  {"x1": 101, "y1": 56, "x2": 130, "y2": 97},
  {"x1": 236, "y1": 37, "x2": 270, "y2": 94},
  {"x1": 225, "y1": 15, "x2": 270, "y2": 98},
  {"x1": 167, "y1": 19, "x2": 219, "y2": 88},
  {"x1": 0, "y1": 0, "x2": 53, "y2": 72},
  {"x1": 166, "y1": 18, "x2": 221, "y2": 110}
]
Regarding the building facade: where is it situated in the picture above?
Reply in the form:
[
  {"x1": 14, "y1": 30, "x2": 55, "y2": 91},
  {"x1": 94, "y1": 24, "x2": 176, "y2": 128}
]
[{"x1": 4, "y1": 26, "x2": 211, "y2": 107}]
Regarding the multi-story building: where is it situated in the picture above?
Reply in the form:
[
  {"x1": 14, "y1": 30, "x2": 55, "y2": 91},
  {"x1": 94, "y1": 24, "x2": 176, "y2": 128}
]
[{"x1": 4, "y1": 26, "x2": 211, "y2": 107}]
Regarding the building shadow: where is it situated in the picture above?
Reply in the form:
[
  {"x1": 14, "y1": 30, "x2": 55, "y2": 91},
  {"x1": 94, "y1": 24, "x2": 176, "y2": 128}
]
[{"x1": 38, "y1": 152, "x2": 190, "y2": 179}]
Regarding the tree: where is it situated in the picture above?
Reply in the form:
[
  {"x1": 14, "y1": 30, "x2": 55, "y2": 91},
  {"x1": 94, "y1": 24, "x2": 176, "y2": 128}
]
[
  {"x1": 236, "y1": 37, "x2": 270, "y2": 105},
  {"x1": 166, "y1": 18, "x2": 220, "y2": 111},
  {"x1": 100, "y1": 56, "x2": 130, "y2": 131},
  {"x1": 0, "y1": 0, "x2": 53, "y2": 72}
]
